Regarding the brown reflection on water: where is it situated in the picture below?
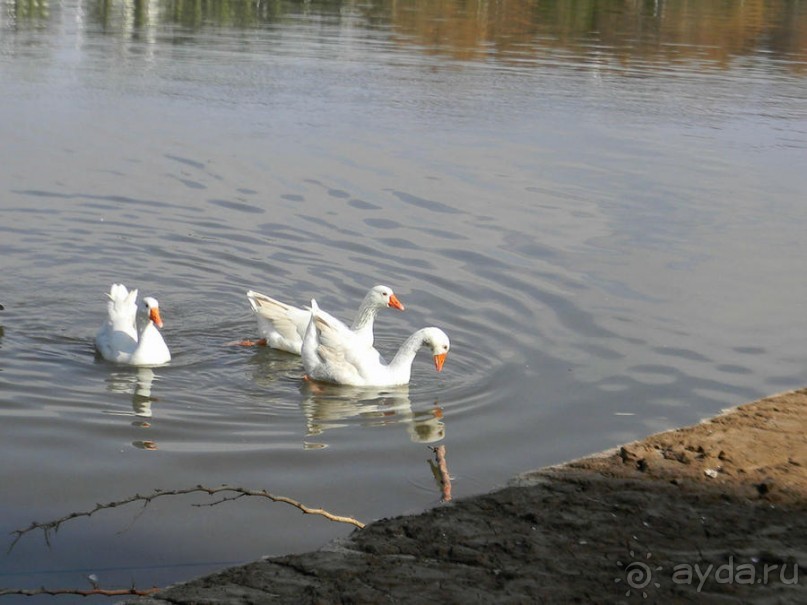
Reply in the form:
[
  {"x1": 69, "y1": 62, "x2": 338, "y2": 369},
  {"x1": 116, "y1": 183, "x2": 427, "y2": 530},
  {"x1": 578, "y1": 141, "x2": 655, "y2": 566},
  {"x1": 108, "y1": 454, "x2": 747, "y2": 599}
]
[
  {"x1": 384, "y1": 0, "x2": 807, "y2": 71},
  {"x1": 5, "y1": 0, "x2": 805, "y2": 71}
]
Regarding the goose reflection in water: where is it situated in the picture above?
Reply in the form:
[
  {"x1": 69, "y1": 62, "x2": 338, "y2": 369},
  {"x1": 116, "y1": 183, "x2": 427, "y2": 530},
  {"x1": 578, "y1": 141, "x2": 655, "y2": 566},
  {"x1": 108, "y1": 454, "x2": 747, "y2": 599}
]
[
  {"x1": 245, "y1": 346, "x2": 304, "y2": 389},
  {"x1": 103, "y1": 368, "x2": 161, "y2": 449},
  {"x1": 298, "y1": 381, "x2": 445, "y2": 448}
]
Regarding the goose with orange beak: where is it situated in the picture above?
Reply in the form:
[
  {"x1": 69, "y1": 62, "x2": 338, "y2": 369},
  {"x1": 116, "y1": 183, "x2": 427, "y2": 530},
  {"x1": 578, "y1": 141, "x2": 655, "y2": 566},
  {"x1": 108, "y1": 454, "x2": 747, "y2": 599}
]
[
  {"x1": 243, "y1": 285, "x2": 404, "y2": 355},
  {"x1": 95, "y1": 284, "x2": 171, "y2": 366},
  {"x1": 301, "y1": 299, "x2": 449, "y2": 387}
]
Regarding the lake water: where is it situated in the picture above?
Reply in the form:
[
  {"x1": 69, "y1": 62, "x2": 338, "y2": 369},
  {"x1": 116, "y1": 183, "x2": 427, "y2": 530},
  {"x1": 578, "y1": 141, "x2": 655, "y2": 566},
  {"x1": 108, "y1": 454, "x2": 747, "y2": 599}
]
[{"x1": 1, "y1": 0, "x2": 806, "y2": 600}]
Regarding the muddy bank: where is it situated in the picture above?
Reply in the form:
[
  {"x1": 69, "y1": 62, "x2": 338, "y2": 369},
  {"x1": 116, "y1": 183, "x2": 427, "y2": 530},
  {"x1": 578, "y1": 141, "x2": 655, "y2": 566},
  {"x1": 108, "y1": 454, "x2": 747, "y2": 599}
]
[{"x1": 130, "y1": 390, "x2": 807, "y2": 604}]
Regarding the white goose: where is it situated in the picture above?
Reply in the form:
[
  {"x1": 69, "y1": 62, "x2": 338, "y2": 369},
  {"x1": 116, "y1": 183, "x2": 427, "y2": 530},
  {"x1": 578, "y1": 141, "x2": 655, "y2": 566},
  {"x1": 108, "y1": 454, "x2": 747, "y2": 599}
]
[
  {"x1": 95, "y1": 284, "x2": 171, "y2": 366},
  {"x1": 301, "y1": 299, "x2": 449, "y2": 387},
  {"x1": 245, "y1": 285, "x2": 404, "y2": 355}
]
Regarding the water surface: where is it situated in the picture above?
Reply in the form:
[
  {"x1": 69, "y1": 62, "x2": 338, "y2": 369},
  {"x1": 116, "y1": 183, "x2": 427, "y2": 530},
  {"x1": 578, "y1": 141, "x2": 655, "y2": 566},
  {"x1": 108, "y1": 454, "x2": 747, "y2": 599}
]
[{"x1": 1, "y1": 0, "x2": 806, "y2": 600}]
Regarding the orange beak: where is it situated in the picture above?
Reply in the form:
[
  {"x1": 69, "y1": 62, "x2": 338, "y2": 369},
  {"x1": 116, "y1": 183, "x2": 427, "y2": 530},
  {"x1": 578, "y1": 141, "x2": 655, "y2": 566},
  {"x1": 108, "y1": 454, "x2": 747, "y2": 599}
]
[
  {"x1": 149, "y1": 307, "x2": 164, "y2": 328},
  {"x1": 433, "y1": 353, "x2": 447, "y2": 372},
  {"x1": 388, "y1": 294, "x2": 405, "y2": 311}
]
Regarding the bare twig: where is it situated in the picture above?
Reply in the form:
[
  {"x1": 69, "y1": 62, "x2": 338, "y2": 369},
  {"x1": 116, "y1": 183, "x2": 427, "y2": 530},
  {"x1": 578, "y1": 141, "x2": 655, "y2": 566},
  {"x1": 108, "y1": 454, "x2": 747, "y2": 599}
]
[
  {"x1": 0, "y1": 586, "x2": 160, "y2": 597},
  {"x1": 429, "y1": 445, "x2": 453, "y2": 502},
  {"x1": 9, "y1": 484, "x2": 365, "y2": 552}
]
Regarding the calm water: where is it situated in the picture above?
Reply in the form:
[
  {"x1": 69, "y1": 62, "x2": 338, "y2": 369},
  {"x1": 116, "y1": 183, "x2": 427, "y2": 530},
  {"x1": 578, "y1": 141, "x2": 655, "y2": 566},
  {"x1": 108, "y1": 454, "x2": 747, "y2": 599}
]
[{"x1": 1, "y1": 0, "x2": 806, "y2": 600}]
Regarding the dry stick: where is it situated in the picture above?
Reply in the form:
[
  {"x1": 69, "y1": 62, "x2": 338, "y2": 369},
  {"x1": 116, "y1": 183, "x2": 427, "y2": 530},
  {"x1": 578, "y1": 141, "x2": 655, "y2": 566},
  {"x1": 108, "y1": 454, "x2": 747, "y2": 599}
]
[
  {"x1": 9, "y1": 484, "x2": 365, "y2": 552},
  {"x1": 0, "y1": 587, "x2": 161, "y2": 598},
  {"x1": 430, "y1": 445, "x2": 453, "y2": 502}
]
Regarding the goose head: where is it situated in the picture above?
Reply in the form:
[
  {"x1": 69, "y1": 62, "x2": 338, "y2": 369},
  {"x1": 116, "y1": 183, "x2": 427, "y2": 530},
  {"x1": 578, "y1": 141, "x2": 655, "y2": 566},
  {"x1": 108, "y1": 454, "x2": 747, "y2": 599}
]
[
  {"x1": 369, "y1": 285, "x2": 405, "y2": 311},
  {"x1": 423, "y1": 327, "x2": 450, "y2": 372},
  {"x1": 141, "y1": 297, "x2": 164, "y2": 328}
]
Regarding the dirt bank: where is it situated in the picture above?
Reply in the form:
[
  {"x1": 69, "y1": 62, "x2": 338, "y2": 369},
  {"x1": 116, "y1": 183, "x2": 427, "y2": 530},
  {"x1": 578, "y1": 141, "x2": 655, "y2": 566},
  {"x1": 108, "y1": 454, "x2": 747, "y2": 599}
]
[{"x1": 131, "y1": 389, "x2": 807, "y2": 604}]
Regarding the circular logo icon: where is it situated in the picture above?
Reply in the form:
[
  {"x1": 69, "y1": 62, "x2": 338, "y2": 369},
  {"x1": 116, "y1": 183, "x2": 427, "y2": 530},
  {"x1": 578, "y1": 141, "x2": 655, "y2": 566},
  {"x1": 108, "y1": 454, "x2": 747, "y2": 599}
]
[
  {"x1": 616, "y1": 551, "x2": 662, "y2": 598},
  {"x1": 624, "y1": 561, "x2": 653, "y2": 589}
]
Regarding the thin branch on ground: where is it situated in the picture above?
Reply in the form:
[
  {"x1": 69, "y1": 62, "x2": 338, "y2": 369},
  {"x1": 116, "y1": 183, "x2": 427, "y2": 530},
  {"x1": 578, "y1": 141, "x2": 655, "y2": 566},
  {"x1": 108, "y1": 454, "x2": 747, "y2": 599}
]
[
  {"x1": 9, "y1": 484, "x2": 365, "y2": 552},
  {"x1": 0, "y1": 586, "x2": 160, "y2": 597}
]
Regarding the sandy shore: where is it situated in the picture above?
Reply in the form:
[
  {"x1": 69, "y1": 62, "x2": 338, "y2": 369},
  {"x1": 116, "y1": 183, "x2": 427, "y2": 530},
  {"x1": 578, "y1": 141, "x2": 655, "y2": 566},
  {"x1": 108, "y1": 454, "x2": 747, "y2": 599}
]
[{"x1": 130, "y1": 389, "x2": 807, "y2": 604}]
